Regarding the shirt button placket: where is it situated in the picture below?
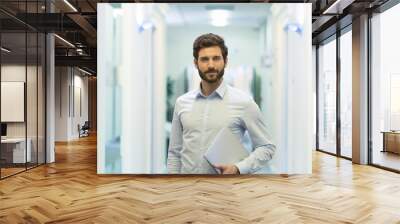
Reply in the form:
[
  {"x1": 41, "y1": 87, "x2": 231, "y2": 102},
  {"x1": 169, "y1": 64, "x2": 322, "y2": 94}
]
[{"x1": 200, "y1": 98, "x2": 210, "y2": 148}]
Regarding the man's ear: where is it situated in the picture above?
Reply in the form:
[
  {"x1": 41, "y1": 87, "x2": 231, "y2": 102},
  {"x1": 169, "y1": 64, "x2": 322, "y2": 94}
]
[
  {"x1": 194, "y1": 59, "x2": 198, "y2": 69},
  {"x1": 224, "y1": 58, "x2": 228, "y2": 67}
]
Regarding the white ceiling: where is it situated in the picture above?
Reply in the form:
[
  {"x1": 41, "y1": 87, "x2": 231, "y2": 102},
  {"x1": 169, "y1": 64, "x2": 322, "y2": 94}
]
[{"x1": 164, "y1": 3, "x2": 271, "y2": 28}]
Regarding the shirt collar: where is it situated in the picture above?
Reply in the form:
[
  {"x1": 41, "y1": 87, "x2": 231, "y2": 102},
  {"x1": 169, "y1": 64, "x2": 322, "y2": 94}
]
[{"x1": 196, "y1": 80, "x2": 227, "y2": 99}]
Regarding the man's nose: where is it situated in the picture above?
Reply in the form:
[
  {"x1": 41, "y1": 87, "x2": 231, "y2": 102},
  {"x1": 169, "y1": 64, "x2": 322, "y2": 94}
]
[{"x1": 208, "y1": 62, "x2": 215, "y2": 70}]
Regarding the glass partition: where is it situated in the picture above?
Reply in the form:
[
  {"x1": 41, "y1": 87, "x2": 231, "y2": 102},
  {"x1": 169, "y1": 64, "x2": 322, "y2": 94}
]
[
  {"x1": 371, "y1": 4, "x2": 400, "y2": 171},
  {"x1": 27, "y1": 30, "x2": 38, "y2": 169},
  {"x1": 317, "y1": 37, "x2": 337, "y2": 155},
  {"x1": 1, "y1": 30, "x2": 28, "y2": 178},
  {"x1": 0, "y1": 1, "x2": 46, "y2": 179},
  {"x1": 339, "y1": 29, "x2": 352, "y2": 158},
  {"x1": 38, "y1": 32, "x2": 45, "y2": 165}
]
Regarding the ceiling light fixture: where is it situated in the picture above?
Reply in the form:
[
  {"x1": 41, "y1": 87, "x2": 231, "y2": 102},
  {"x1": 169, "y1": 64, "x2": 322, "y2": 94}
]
[
  {"x1": 78, "y1": 67, "x2": 93, "y2": 76},
  {"x1": 63, "y1": 0, "x2": 78, "y2": 12},
  {"x1": 54, "y1": 34, "x2": 75, "y2": 48},
  {"x1": 209, "y1": 9, "x2": 231, "y2": 27},
  {"x1": 1, "y1": 47, "x2": 11, "y2": 53}
]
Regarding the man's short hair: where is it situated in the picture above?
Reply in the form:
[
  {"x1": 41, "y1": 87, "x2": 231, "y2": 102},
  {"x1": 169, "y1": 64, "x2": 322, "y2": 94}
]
[{"x1": 193, "y1": 33, "x2": 228, "y2": 62}]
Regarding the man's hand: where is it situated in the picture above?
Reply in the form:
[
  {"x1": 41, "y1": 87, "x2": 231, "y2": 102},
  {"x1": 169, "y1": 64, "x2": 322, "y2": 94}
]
[{"x1": 213, "y1": 164, "x2": 240, "y2": 174}]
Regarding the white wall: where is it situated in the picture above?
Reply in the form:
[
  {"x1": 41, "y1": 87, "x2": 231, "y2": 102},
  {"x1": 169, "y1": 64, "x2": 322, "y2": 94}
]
[
  {"x1": 55, "y1": 67, "x2": 89, "y2": 141},
  {"x1": 1, "y1": 63, "x2": 46, "y2": 163},
  {"x1": 72, "y1": 73, "x2": 89, "y2": 137},
  {"x1": 55, "y1": 67, "x2": 68, "y2": 141},
  {"x1": 1, "y1": 65, "x2": 39, "y2": 138},
  {"x1": 1, "y1": 66, "x2": 26, "y2": 140}
]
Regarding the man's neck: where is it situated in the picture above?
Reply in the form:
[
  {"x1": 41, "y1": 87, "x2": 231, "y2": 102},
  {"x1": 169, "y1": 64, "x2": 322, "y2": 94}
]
[{"x1": 201, "y1": 79, "x2": 222, "y2": 97}]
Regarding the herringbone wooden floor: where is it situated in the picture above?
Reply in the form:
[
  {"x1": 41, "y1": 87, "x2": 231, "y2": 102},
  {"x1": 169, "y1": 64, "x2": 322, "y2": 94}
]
[{"x1": 0, "y1": 135, "x2": 400, "y2": 224}]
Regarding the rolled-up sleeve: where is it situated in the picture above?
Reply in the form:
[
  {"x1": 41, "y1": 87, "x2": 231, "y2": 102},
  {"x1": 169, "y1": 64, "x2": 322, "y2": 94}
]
[
  {"x1": 167, "y1": 101, "x2": 183, "y2": 174},
  {"x1": 235, "y1": 101, "x2": 276, "y2": 174}
]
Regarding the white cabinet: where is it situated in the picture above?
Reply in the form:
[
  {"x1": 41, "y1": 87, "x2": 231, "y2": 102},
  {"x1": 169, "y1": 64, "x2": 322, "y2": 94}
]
[{"x1": 1, "y1": 138, "x2": 32, "y2": 163}]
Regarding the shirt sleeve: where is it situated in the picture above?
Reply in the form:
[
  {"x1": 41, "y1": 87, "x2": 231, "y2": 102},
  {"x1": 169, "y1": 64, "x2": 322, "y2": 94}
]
[
  {"x1": 167, "y1": 101, "x2": 183, "y2": 174},
  {"x1": 235, "y1": 100, "x2": 276, "y2": 174}
]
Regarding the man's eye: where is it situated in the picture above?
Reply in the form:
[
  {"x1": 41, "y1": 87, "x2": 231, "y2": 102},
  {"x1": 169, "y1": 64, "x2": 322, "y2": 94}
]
[
  {"x1": 213, "y1": 57, "x2": 222, "y2": 61},
  {"x1": 200, "y1": 58, "x2": 209, "y2": 62}
]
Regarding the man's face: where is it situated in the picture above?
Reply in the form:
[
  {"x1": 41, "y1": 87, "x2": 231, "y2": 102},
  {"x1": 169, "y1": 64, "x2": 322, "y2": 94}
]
[{"x1": 194, "y1": 46, "x2": 226, "y2": 84}]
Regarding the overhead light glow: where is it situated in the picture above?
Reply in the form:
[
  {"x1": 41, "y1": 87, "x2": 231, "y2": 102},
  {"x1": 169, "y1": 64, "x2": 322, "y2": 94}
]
[
  {"x1": 209, "y1": 9, "x2": 231, "y2": 27},
  {"x1": 63, "y1": 0, "x2": 78, "y2": 12},
  {"x1": 211, "y1": 19, "x2": 229, "y2": 27},
  {"x1": 54, "y1": 34, "x2": 75, "y2": 48}
]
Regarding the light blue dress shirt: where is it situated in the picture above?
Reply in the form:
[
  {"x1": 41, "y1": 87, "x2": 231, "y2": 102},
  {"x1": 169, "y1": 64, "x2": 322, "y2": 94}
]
[{"x1": 167, "y1": 81, "x2": 276, "y2": 174}]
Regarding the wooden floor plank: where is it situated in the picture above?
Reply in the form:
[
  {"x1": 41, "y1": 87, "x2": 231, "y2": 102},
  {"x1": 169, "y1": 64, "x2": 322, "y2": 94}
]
[{"x1": 0, "y1": 135, "x2": 399, "y2": 223}]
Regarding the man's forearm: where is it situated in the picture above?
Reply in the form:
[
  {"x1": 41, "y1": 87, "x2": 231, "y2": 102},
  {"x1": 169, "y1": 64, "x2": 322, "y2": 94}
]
[{"x1": 235, "y1": 144, "x2": 275, "y2": 174}]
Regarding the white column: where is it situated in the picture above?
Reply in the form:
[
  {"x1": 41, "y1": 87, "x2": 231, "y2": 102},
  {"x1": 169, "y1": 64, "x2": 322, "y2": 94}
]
[
  {"x1": 119, "y1": 4, "x2": 150, "y2": 173},
  {"x1": 46, "y1": 32, "x2": 55, "y2": 163},
  {"x1": 352, "y1": 14, "x2": 369, "y2": 164},
  {"x1": 268, "y1": 4, "x2": 313, "y2": 174}
]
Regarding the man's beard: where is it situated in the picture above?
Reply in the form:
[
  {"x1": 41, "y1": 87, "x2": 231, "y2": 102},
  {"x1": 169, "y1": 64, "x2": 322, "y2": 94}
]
[{"x1": 198, "y1": 68, "x2": 225, "y2": 83}]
